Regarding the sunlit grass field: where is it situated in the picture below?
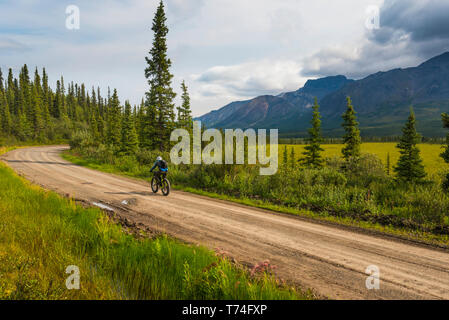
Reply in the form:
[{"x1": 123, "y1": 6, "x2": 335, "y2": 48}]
[{"x1": 280, "y1": 143, "x2": 447, "y2": 176}]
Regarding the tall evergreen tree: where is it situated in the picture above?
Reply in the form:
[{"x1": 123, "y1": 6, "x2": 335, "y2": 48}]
[
  {"x1": 90, "y1": 112, "x2": 100, "y2": 141},
  {"x1": 341, "y1": 96, "x2": 361, "y2": 160},
  {"x1": 177, "y1": 80, "x2": 193, "y2": 129},
  {"x1": 440, "y1": 113, "x2": 449, "y2": 190},
  {"x1": 53, "y1": 80, "x2": 63, "y2": 118},
  {"x1": 394, "y1": 108, "x2": 426, "y2": 182},
  {"x1": 42, "y1": 68, "x2": 50, "y2": 113},
  {"x1": 136, "y1": 99, "x2": 146, "y2": 148},
  {"x1": 30, "y1": 85, "x2": 44, "y2": 140},
  {"x1": 0, "y1": 89, "x2": 11, "y2": 134},
  {"x1": 302, "y1": 98, "x2": 324, "y2": 168},
  {"x1": 60, "y1": 76, "x2": 67, "y2": 118},
  {"x1": 19, "y1": 65, "x2": 31, "y2": 116},
  {"x1": 13, "y1": 78, "x2": 22, "y2": 116},
  {"x1": 144, "y1": 0, "x2": 176, "y2": 151},
  {"x1": 282, "y1": 145, "x2": 288, "y2": 169},
  {"x1": 0, "y1": 68, "x2": 4, "y2": 92},
  {"x1": 106, "y1": 89, "x2": 122, "y2": 148},
  {"x1": 121, "y1": 101, "x2": 139, "y2": 155},
  {"x1": 16, "y1": 110, "x2": 29, "y2": 141},
  {"x1": 33, "y1": 68, "x2": 42, "y2": 97},
  {"x1": 441, "y1": 113, "x2": 449, "y2": 163},
  {"x1": 290, "y1": 147, "x2": 296, "y2": 169},
  {"x1": 386, "y1": 152, "x2": 391, "y2": 176},
  {"x1": 97, "y1": 87, "x2": 104, "y2": 118},
  {"x1": 142, "y1": 104, "x2": 157, "y2": 149},
  {"x1": 6, "y1": 69, "x2": 15, "y2": 115}
]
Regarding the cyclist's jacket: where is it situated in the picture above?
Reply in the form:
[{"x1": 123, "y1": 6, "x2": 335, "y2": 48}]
[{"x1": 150, "y1": 160, "x2": 168, "y2": 173}]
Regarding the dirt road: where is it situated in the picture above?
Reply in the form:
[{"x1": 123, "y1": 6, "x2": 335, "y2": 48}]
[{"x1": 3, "y1": 146, "x2": 449, "y2": 299}]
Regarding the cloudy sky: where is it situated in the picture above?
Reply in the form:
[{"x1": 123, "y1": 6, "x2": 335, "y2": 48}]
[{"x1": 1, "y1": 0, "x2": 448, "y2": 116}]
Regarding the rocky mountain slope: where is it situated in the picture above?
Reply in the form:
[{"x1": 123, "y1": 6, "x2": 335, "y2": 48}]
[{"x1": 197, "y1": 52, "x2": 449, "y2": 137}]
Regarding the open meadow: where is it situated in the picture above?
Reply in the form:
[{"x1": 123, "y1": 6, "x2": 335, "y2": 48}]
[{"x1": 280, "y1": 143, "x2": 446, "y2": 177}]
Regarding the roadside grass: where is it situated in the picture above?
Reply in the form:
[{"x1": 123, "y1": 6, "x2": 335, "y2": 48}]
[
  {"x1": 62, "y1": 148, "x2": 449, "y2": 246},
  {"x1": 0, "y1": 147, "x2": 311, "y2": 300}
]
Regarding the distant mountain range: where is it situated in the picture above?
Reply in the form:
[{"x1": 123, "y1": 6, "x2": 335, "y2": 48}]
[{"x1": 196, "y1": 52, "x2": 449, "y2": 137}]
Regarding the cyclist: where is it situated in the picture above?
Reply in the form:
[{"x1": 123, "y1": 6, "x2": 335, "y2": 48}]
[{"x1": 150, "y1": 156, "x2": 168, "y2": 183}]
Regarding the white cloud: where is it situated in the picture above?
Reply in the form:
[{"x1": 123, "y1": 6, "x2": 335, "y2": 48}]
[
  {"x1": 0, "y1": 38, "x2": 29, "y2": 52},
  {"x1": 301, "y1": 0, "x2": 449, "y2": 79},
  {"x1": 194, "y1": 59, "x2": 306, "y2": 97}
]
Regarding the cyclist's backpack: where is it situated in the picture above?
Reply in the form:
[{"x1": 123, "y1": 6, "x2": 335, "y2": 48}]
[{"x1": 159, "y1": 160, "x2": 168, "y2": 170}]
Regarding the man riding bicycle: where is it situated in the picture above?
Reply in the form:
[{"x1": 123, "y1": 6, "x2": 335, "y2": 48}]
[
  {"x1": 150, "y1": 156, "x2": 168, "y2": 182},
  {"x1": 150, "y1": 156, "x2": 170, "y2": 196}
]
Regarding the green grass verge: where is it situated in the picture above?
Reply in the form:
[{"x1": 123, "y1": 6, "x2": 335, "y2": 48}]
[
  {"x1": 0, "y1": 147, "x2": 311, "y2": 300},
  {"x1": 62, "y1": 150, "x2": 449, "y2": 247}
]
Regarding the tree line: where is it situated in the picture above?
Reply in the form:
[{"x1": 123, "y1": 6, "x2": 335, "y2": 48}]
[{"x1": 0, "y1": 64, "x2": 113, "y2": 143}]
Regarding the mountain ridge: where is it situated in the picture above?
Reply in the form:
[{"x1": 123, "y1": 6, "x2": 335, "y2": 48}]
[
  {"x1": 197, "y1": 52, "x2": 449, "y2": 137},
  {"x1": 197, "y1": 75, "x2": 354, "y2": 131}
]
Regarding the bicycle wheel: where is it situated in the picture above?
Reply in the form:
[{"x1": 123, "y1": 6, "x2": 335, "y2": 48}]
[
  {"x1": 151, "y1": 177, "x2": 159, "y2": 193},
  {"x1": 161, "y1": 178, "x2": 170, "y2": 196}
]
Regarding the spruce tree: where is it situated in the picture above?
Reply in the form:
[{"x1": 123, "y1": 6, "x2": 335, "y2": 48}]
[
  {"x1": 97, "y1": 87, "x2": 104, "y2": 118},
  {"x1": 440, "y1": 113, "x2": 449, "y2": 190},
  {"x1": 341, "y1": 96, "x2": 361, "y2": 160},
  {"x1": 59, "y1": 76, "x2": 67, "y2": 118},
  {"x1": 290, "y1": 147, "x2": 296, "y2": 169},
  {"x1": 90, "y1": 113, "x2": 100, "y2": 141},
  {"x1": 142, "y1": 103, "x2": 157, "y2": 150},
  {"x1": 302, "y1": 98, "x2": 324, "y2": 168},
  {"x1": 33, "y1": 68, "x2": 42, "y2": 97},
  {"x1": 136, "y1": 99, "x2": 146, "y2": 148},
  {"x1": 177, "y1": 80, "x2": 193, "y2": 129},
  {"x1": 145, "y1": 0, "x2": 176, "y2": 151},
  {"x1": 7, "y1": 69, "x2": 15, "y2": 115},
  {"x1": 0, "y1": 89, "x2": 11, "y2": 134},
  {"x1": 106, "y1": 89, "x2": 122, "y2": 148},
  {"x1": 0, "y1": 68, "x2": 4, "y2": 92},
  {"x1": 282, "y1": 145, "x2": 288, "y2": 169},
  {"x1": 386, "y1": 152, "x2": 391, "y2": 176},
  {"x1": 30, "y1": 85, "x2": 44, "y2": 140},
  {"x1": 42, "y1": 68, "x2": 50, "y2": 114},
  {"x1": 16, "y1": 110, "x2": 29, "y2": 141},
  {"x1": 67, "y1": 83, "x2": 77, "y2": 120},
  {"x1": 33, "y1": 69, "x2": 50, "y2": 137},
  {"x1": 441, "y1": 113, "x2": 449, "y2": 163},
  {"x1": 394, "y1": 108, "x2": 426, "y2": 183},
  {"x1": 20, "y1": 65, "x2": 31, "y2": 118},
  {"x1": 14, "y1": 78, "x2": 23, "y2": 116},
  {"x1": 121, "y1": 101, "x2": 139, "y2": 155}
]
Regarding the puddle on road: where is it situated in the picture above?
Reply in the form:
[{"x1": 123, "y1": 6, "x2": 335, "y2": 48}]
[{"x1": 92, "y1": 202, "x2": 114, "y2": 212}]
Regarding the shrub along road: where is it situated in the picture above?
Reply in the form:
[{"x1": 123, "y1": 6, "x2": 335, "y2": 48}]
[{"x1": 3, "y1": 146, "x2": 449, "y2": 300}]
